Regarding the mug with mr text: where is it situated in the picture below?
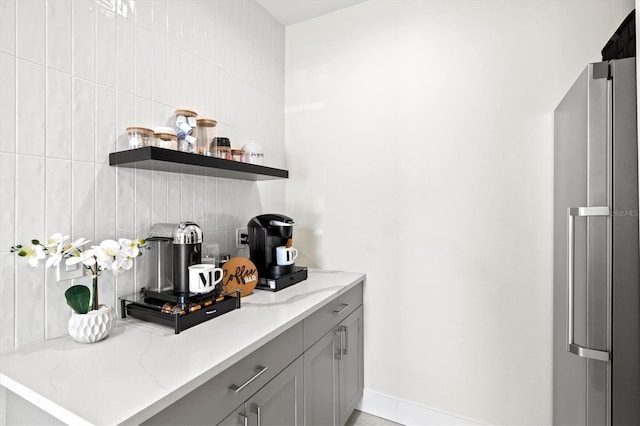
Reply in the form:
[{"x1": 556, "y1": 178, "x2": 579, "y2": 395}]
[
  {"x1": 188, "y1": 264, "x2": 223, "y2": 294},
  {"x1": 275, "y1": 246, "x2": 298, "y2": 266}
]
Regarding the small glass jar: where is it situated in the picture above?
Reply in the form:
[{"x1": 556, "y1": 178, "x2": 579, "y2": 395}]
[
  {"x1": 212, "y1": 137, "x2": 232, "y2": 160},
  {"x1": 196, "y1": 118, "x2": 217, "y2": 156},
  {"x1": 126, "y1": 127, "x2": 154, "y2": 149},
  {"x1": 174, "y1": 109, "x2": 198, "y2": 153},
  {"x1": 154, "y1": 132, "x2": 178, "y2": 150},
  {"x1": 231, "y1": 149, "x2": 246, "y2": 162}
]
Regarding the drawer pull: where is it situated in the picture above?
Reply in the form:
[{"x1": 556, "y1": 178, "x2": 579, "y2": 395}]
[
  {"x1": 228, "y1": 366, "x2": 269, "y2": 393},
  {"x1": 333, "y1": 303, "x2": 350, "y2": 315}
]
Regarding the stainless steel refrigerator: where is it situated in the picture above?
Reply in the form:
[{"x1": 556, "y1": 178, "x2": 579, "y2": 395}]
[{"x1": 553, "y1": 57, "x2": 639, "y2": 425}]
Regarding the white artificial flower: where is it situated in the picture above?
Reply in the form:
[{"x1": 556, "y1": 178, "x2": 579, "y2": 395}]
[
  {"x1": 92, "y1": 240, "x2": 120, "y2": 269},
  {"x1": 65, "y1": 248, "x2": 96, "y2": 267},
  {"x1": 112, "y1": 252, "x2": 134, "y2": 273},
  {"x1": 45, "y1": 233, "x2": 69, "y2": 248},
  {"x1": 99, "y1": 240, "x2": 120, "y2": 257},
  {"x1": 25, "y1": 245, "x2": 46, "y2": 267},
  {"x1": 118, "y1": 238, "x2": 140, "y2": 258},
  {"x1": 61, "y1": 238, "x2": 91, "y2": 255},
  {"x1": 45, "y1": 246, "x2": 63, "y2": 268}
]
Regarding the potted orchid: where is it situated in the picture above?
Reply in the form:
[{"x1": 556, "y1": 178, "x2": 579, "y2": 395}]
[{"x1": 10, "y1": 233, "x2": 146, "y2": 343}]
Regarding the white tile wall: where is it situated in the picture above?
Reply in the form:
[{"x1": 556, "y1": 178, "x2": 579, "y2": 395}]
[
  {"x1": 72, "y1": 0, "x2": 95, "y2": 81},
  {"x1": 46, "y1": 0, "x2": 72, "y2": 74},
  {"x1": 0, "y1": 0, "x2": 285, "y2": 352},
  {"x1": 0, "y1": 53, "x2": 15, "y2": 154},
  {"x1": 0, "y1": 0, "x2": 16, "y2": 56},
  {"x1": 16, "y1": 0, "x2": 46, "y2": 65}
]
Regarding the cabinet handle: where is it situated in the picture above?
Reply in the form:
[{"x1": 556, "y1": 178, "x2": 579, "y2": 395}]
[
  {"x1": 333, "y1": 303, "x2": 350, "y2": 315},
  {"x1": 339, "y1": 325, "x2": 348, "y2": 355},
  {"x1": 252, "y1": 403, "x2": 262, "y2": 426},
  {"x1": 238, "y1": 413, "x2": 248, "y2": 426},
  {"x1": 228, "y1": 366, "x2": 269, "y2": 393},
  {"x1": 335, "y1": 329, "x2": 342, "y2": 360}
]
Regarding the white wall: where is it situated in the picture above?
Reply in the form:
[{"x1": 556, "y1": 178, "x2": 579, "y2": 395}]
[
  {"x1": 0, "y1": 0, "x2": 285, "y2": 352},
  {"x1": 285, "y1": 1, "x2": 633, "y2": 424}
]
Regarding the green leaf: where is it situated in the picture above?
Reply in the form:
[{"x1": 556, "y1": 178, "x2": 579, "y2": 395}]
[
  {"x1": 31, "y1": 239, "x2": 40, "y2": 245},
  {"x1": 65, "y1": 285, "x2": 91, "y2": 314},
  {"x1": 17, "y1": 251, "x2": 27, "y2": 257}
]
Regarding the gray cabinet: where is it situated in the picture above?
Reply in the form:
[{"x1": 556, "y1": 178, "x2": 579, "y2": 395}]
[
  {"x1": 304, "y1": 329, "x2": 339, "y2": 426},
  {"x1": 218, "y1": 357, "x2": 304, "y2": 426},
  {"x1": 304, "y1": 305, "x2": 364, "y2": 426},
  {"x1": 145, "y1": 281, "x2": 364, "y2": 426},
  {"x1": 248, "y1": 356, "x2": 304, "y2": 426},
  {"x1": 144, "y1": 323, "x2": 303, "y2": 426}
]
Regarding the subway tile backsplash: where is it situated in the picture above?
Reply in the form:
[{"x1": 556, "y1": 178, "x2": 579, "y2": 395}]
[{"x1": 0, "y1": 0, "x2": 285, "y2": 352}]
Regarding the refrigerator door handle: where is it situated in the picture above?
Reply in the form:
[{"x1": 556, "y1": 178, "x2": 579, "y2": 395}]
[{"x1": 567, "y1": 206, "x2": 612, "y2": 362}]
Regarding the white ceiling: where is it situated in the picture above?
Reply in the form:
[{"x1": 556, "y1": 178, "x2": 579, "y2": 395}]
[{"x1": 256, "y1": 0, "x2": 366, "y2": 26}]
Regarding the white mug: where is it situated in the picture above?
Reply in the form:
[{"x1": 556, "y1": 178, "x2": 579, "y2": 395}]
[
  {"x1": 188, "y1": 264, "x2": 223, "y2": 294},
  {"x1": 275, "y1": 246, "x2": 298, "y2": 266}
]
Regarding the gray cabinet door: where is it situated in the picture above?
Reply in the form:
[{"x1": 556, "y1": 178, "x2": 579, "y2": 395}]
[
  {"x1": 338, "y1": 306, "x2": 364, "y2": 426},
  {"x1": 304, "y1": 328, "x2": 339, "y2": 426},
  {"x1": 247, "y1": 357, "x2": 304, "y2": 426},
  {"x1": 218, "y1": 404, "x2": 248, "y2": 426}
]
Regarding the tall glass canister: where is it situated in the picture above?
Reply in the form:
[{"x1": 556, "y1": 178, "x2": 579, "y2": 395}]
[
  {"x1": 174, "y1": 109, "x2": 198, "y2": 153},
  {"x1": 196, "y1": 118, "x2": 217, "y2": 156}
]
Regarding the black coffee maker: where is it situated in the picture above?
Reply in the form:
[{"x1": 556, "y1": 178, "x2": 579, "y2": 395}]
[{"x1": 247, "y1": 214, "x2": 307, "y2": 291}]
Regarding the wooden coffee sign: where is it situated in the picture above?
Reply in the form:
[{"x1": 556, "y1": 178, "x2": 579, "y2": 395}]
[{"x1": 221, "y1": 257, "x2": 258, "y2": 297}]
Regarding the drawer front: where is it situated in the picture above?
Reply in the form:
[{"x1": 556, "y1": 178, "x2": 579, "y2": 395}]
[
  {"x1": 144, "y1": 322, "x2": 303, "y2": 426},
  {"x1": 303, "y1": 282, "x2": 363, "y2": 351}
]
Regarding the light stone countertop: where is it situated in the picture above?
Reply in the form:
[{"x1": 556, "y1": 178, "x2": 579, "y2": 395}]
[{"x1": 0, "y1": 270, "x2": 365, "y2": 425}]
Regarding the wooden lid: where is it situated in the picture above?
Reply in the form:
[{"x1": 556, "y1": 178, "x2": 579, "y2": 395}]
[
  {"x1": 221, "y1": 257, "x2": 258, "y2": 297},
  {"x1": 174, "y1": 109, "x2": 197, "y2": 117},
  {"x1": 196, "y1": 118, "x2": 217, "y2": 127},
  {"x1": 126, "y1": 127, "x2": 154, "y2": 136},
  {"x1": 154, "y1": 132, "x2": 178, "y2": 141},
  {"x1": 231, "y1": 149, "x2": 245, "y2": 155}
]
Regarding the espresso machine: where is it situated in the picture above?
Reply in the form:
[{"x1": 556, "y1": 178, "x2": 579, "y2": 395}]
[
  {"x1": 121, "y1": 221, "x2": 240, "y2": 334},
  {"x1": 247, "y1": 213, "x2": 308, "y2": 291},
  {"x1": 147, "y1": 222, "x2": 203, "y2": 294}
]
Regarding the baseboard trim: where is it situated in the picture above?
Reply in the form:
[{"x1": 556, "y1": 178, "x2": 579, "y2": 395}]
[{"x1": 357, "y1": 389, "x2": 483, "y2": 426}]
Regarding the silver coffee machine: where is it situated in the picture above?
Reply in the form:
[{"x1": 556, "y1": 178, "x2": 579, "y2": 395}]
[{"x1": 148, "y1": 222, "x2": 203, "y2": 293}]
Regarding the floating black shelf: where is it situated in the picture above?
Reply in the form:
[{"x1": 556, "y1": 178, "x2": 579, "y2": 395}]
[{"x1": 109, "y1": 146, "x2": 288, "y2": 181}]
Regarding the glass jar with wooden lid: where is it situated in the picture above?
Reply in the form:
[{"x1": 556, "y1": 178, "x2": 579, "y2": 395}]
[
  {"x1": 174, "y1": 109, "x2": 198, "y2": 153},
  {"x1": 196, "y1": 118, "x2": 217, "y2": 156},
  {"x1": 126, "y1": 127, "x2": 154, "y2": 149},
  {"x1": 231, "y1": 149, "x2": 246, "y2": 162},
  {"x1": 153, "y1": 129, "x2": 178, "y2": 150}
]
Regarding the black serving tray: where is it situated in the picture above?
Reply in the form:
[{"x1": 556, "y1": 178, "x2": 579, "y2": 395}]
[
  {"x1": 256, "y1": 266, "x2": 308, "y2": 292},
  {"x1": 121, "y1": 290, "x2": 241, "y2": 334}
]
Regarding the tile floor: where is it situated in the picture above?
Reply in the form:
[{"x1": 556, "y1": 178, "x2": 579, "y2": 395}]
[{"x1": 346, "y1": 410, "x2": 403, "y2": 426}]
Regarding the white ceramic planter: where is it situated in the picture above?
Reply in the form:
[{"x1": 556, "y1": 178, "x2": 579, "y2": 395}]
[{"x1": 67, "y1": 305, "x2": 115, "y2": 344}]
